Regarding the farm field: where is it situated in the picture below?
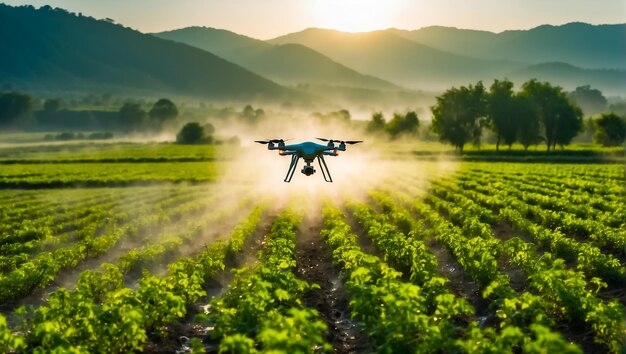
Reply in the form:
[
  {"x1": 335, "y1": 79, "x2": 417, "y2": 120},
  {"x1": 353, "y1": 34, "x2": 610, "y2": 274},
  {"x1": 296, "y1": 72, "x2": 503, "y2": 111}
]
[{"x1": 0, "y1": 142, "x2": 624, "y2": 353}]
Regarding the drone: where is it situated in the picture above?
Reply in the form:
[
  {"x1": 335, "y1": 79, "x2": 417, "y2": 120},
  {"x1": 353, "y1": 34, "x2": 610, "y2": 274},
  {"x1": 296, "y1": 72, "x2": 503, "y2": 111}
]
[{"x1": 255, "y1": 138, "x2": 362, "y2": 183}]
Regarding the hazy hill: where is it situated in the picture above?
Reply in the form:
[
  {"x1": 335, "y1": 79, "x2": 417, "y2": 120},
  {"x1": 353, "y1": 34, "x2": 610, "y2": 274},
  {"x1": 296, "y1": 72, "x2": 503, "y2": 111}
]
[
  {"x1": 269, "y1": 28, "x2": 522, "y2": 90},
  {"x1": 271, "y1": 27, "x2": 626, "y2": 95},
  {"x1": 155, "y1": 27, "x2": 272, "y2": 60},
  {"x1": 394, "y1": 23, "x2": 626, "y2": 70},
  {"x1": 154, "y1": 27, "x2": 397, "y2": 90},
  {"x1": 0, "y1": 5, "x2": 299, "y2": 101},
  {"x1": 510, "y1": 62, "x2": 626, "y2": 93}
]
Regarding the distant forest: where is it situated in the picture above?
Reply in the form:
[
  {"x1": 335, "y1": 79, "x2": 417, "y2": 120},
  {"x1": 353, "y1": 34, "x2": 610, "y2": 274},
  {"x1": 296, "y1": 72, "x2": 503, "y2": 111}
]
[{"x1": 1, "y1": 78, "x2": 625, "y2": 150}]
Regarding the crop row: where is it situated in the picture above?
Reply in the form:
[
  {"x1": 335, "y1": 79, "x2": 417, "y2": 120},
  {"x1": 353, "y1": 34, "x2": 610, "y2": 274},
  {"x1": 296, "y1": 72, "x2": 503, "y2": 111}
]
[
  {"x1": 323, "y1": 203, "x2": 580, "y2": 353},
  {"x1": 0, "y1": 187, "x2": 190, "y2": 256},
  {"x1": 0, "y1": 186, "x2": 205, "y2": 231},
  {"x1": 5, "y1": 205, "x2": 264, "y2": 352},
  {"x1": 422, "y1": 184, "x2": 624, "y2": 351},
  {"x1": 374, "y1": 190, "x2": 583, "y2": 351},
  {"x1": 461, "y1": 171, "x2": 624, "y2": 221},
  {"x1": 199, "y1": 210, "x2": 331, "y2": 353},
  {"x1": 0, "y1": 190, "x2": 222, "y2": 302},
  {"x1": 117, "y1": 197, "x2": 254, "y2": 276},
  {"x1": 430, "y1": 179, "x2": 625, "y2": 285},
  {"x1": 465, "y1": 163, "x2": 625, "y2": 182},
  {"x1": 0, "y1": 162, "x2": 219, "y2": 187},
  {"x1": 468, "y1": 167, "x2": 624, "y2": 199},
  {"x1": 453, "y1": 177, "x2": 626, "y2": 256}
]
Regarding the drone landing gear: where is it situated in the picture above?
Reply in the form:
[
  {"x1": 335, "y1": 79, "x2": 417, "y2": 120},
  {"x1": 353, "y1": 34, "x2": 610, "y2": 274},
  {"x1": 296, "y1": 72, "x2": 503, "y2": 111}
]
[
  {"x1": 317, "y1": 155, "x2": 332, "y2": 183},
  {"x1": 284, "y1": 155, "x2": 300, "y2": 183},
  {"x1": 283, "y1": 155, "x2": 333, "y2": 183}
]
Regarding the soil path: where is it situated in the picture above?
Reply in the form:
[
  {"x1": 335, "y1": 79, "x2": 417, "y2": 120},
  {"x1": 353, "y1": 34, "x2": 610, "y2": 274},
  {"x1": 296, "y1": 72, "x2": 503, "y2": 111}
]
[{"x1": 295, "y1": 212, "x2": 369, "y2": 353}]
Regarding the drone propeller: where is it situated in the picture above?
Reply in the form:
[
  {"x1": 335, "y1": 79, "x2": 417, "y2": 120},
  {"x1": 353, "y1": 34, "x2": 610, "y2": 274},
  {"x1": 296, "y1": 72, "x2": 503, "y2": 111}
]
[
  {"x1": 316, "y1": 137, "x2": 363, "y2": 145},
  {"x1": 255, "y1": 139, "x2": 290, "y2": 144}
]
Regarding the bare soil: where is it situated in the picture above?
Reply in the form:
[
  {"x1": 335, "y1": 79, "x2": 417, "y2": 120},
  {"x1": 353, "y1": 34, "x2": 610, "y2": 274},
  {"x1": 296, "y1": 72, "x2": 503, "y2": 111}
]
[{"x1": 294, "y1": 215, "x2": 369, "y2": 353}]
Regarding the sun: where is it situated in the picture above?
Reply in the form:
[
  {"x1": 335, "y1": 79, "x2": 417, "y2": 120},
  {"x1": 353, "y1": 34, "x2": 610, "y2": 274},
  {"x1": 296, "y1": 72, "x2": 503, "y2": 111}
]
[{"x1": 309, "y1": 0, "x2": 404, "y2": 33}]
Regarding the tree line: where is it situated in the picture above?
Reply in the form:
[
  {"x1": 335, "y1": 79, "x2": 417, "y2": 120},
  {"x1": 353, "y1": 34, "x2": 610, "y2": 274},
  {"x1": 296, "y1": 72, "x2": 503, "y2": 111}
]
[
  {"x1": 429, "y1": 79, "x2": 625, "y2": 151},
  {"x1": 0, "y1": 93, "x2": 181, "y2": 133},
  {"x1": 366, "y1": 111, "x2": 420, "y2": 139}
]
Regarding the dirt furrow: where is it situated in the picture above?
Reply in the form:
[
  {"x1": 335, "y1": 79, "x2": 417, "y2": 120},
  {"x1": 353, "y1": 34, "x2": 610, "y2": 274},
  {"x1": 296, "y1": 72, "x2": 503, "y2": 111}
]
[{"x1": 295, "y1": 212, "x2": 368, "y2": 354}]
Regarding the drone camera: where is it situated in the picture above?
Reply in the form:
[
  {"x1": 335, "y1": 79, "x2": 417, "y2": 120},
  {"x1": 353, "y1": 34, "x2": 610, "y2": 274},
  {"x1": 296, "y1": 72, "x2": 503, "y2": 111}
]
[{"x1": 301, "y1": 165, "x2": 316, "y2": 176}]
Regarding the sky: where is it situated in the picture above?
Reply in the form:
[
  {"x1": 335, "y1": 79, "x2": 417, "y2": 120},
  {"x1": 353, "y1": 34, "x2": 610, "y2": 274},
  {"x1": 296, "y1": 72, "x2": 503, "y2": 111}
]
[{"x1": 3, "y1": 0, "x2": 625, "y2": 39}]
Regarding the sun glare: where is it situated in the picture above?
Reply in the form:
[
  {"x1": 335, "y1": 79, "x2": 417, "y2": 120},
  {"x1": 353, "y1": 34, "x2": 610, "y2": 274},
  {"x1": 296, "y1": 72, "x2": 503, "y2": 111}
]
[{"x1": 309, "y1": 0, "x2": 404, "y2": 33}]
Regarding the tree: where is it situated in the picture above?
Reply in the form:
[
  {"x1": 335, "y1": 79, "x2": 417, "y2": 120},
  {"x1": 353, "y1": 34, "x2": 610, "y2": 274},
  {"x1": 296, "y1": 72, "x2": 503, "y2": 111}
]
[
  {"x1": 553, "y1": 99, "x2": 583, "y2": 148},
  {"x1": 176, "y1": 122, "x2": 211, "y2": 144},
  {"x1": 0, "y1": 92, "x2": 33, "y2": 128},
  {"x1": 117, "y1": 102, "x2": 147, "y2": 132},
  {"x1": 241, "y1": 105, "x2": 265, "y2": 124},
  {"x1": 313, "y1": 109, "x2": 351, "y2": 125},
  {"x1": 521, "y1": 80, "x2": 583, "y2": 151},
  {"x1": 431, "y1": 82, "x2": 487, "y2": 152},
  {"x1": 366, "y1": 112, "x2": 386, "y2": 133},
  {"x1": 514, "y1": 95, "x2": 542, "y2": 150},
  {"x1": 594, "y1": 113, "x2": 626, "y2": 146},
  {"x1": 386, "y1": 111, "x2": 420, "y2": 139},
  {"x1": 149, "y1": 98, "x2": 178, "y2": 123},
  {"x1": 43, "y1": 98, "x2": 64, "y2": 112},
  {"x1": 487, "y1": 79, "x2": 518, "y2": 150},
  {"x1": 568, "y1": 85, "x2": 607, "y2": 116}
]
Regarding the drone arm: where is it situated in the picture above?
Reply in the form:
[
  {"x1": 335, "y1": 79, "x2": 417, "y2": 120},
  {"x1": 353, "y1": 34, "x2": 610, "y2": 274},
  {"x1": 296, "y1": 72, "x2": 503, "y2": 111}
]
[
  {"x1": 279, "y1": 150, "x2": 296, "y2": 156},
  {"x1": 317, "y1": 155, "x2": 333, "y2": 183},
  {"x1": 322, "y1": 150, "x2": 338, "y2": 156}
]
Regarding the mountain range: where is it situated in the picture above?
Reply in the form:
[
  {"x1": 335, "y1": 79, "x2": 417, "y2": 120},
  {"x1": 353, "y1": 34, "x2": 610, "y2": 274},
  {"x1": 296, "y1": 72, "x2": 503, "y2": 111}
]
[
  {"x1": 1, "y1": 4, "x2": 624, "y2": 104},
  {"x1": 269, "y1": 27, "x2": 625, "y2": 94},
  {"x1": 0, "y1": 4, "x2": 300, "y2": 101},
  {"x1": 155, "y1": 27, "x2": 398, "y2": 90},
  {"x1": 391, "y1": 23, "x2": 626, "y2": 70},
  {"x1": 269, "y1": 28, "x2": 522, "y2": 90}
]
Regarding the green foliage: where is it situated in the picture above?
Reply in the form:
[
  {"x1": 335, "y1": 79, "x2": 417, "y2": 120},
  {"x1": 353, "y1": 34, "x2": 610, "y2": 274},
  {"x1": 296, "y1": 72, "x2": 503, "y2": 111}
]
[
  {"x1": 431, "y1": 81, "x2": 487, "y2": 152},
  {"x1": 514, "y1": 95, "x2": 543, "y2": 150},
  {"x1": 240, "y1": 105, "x2": 266, "y2": 124},
  {"x1": 12, "y1": 203, "x2": 264, "y2": 352},
  {"x1": 149, "y1": 98, "x2": 178, "y2": 122},
  {"x1": 366, "y1": 111, "x2": 386, "y2": 133},
  {"x1": 176, "y1": 122, "x2": 212, "y2": 144},
  {"x1": 257, "y1": 308, "x2": 331, "y2": 352},
  {"x1": 0, "y1": 141, "x2": 623, "y2": 354},
  {"x1": 76, "y1": 263, "x2": 124, "y2": 301},
  {"x1": 0, "y1": 314, "x2": 26, "y2": 352},
  {"x1": 43, "y1": 98, "x2": 64, "y2": 112},
  {"x1": 487, "y1": 79, "x2": 518, "y2": 150},
  {"x1": 202, "y1": 211, "x2": 329, "y2": 352},
  {"x1": 117, "y1": 102, "x2": 147, "y2": 132},
  {"x1": 385, "y1": 111, "x2": 419, "y2": 139},
  {"x1": 323, "y1": 205, "x2": 476, "y2": 353},
  {"x1": 313, "y1": 109, "x2": 351, "y2": 124},
  {"x1": 0, "y1": 91, "x2": 33, "y2": 128},
  {"x1": 521, "y1": 79, "x2": 583, "y2": 151},
  {"x1": 593, "y1": 112, "x2": 626, "y2": 146}
]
